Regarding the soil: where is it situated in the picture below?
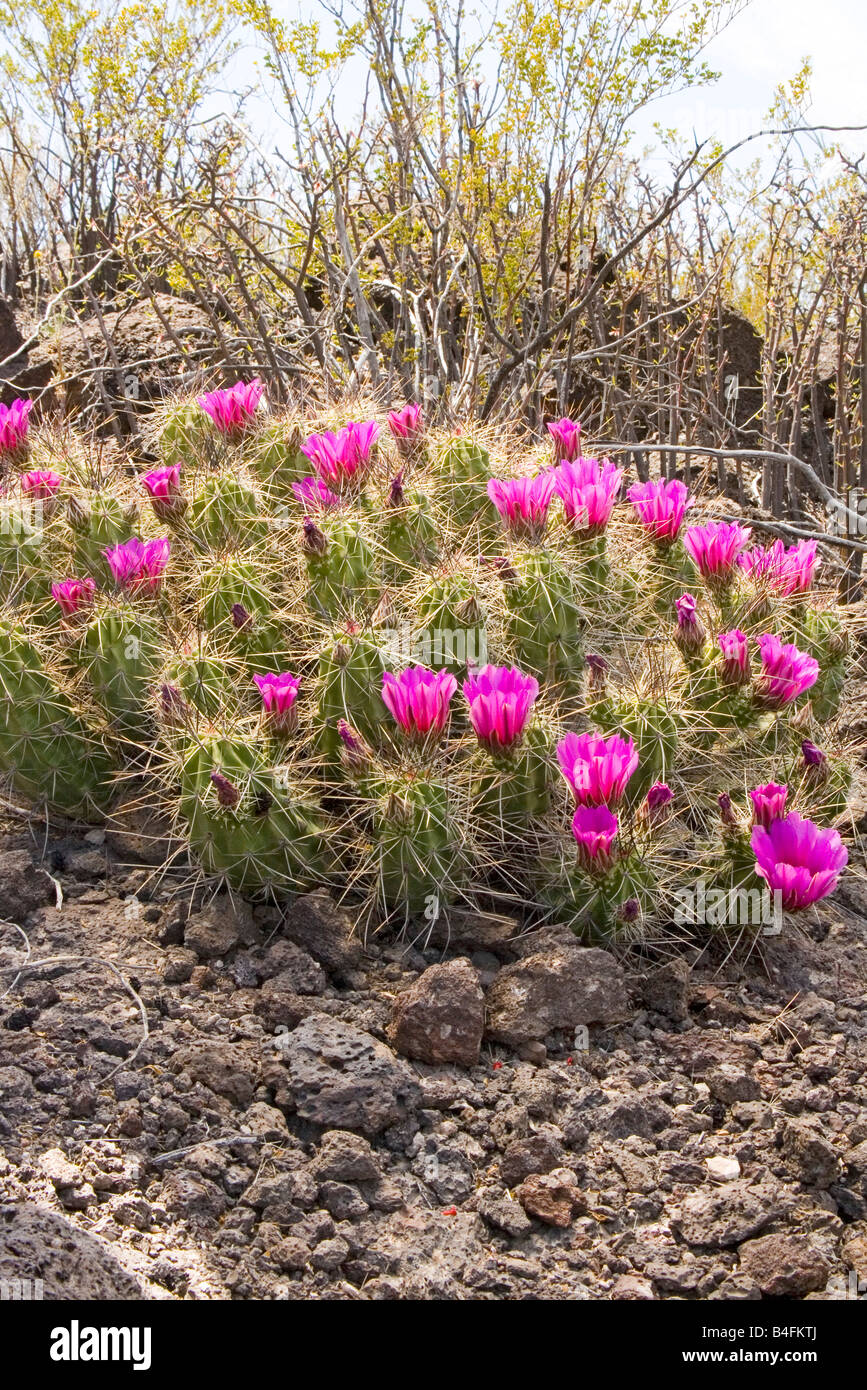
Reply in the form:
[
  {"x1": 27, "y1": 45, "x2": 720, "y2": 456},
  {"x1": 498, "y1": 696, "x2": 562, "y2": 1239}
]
[{"x1": 1, "y1": 814, "x2": 866, "y2": 1302}]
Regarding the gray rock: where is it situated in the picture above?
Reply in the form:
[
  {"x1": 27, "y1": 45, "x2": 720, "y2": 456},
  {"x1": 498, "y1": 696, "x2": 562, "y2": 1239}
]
[
  {"x1": 782, "y1": 1120, "x2": 841, "y2": 1188},
  {"x1": 311, "y1": 1131, "x2": 381, "y2": 1183},
  {"x1": 388, "y1": 958, "x2": 484, "y2": 1066},
  {"x1": 500, "y1": 1133, "x2": 565, "y2": 1188},
  {"x1": 160, "y1": 1171, "x2": 227, "y2": 1221},
  {"x1": 706, "y1": 1064, "x2": 761, "y2": 1106},
  {"x1": 318, "y1": 1181, "x2": 369, "y2": 1221},
  {"x1": 0, "y1": 850, "x2": 53, "y2": 920},
  {"x1": 184, "y1": 897, "x2": 258, "y2": 959},
  {"x1": 0, "y1": 1204, "x2": 145, "y2": 1299},
  {"x1": 485, "y1": 947, "x2": 629, "y2": 1045},
  {"x1": 282, "y1": 890, "x2": 363, "y2": 981},
  {"x1": 640, "y1": 958, "x2": 691, "y2": 1022},
  {"x1": 673, "y1": 1182, "x2": 781, "y2": 1248},
  {"x1": 170, "y1": 1040, "x2": 260, "y2": 1108},
  {"x1": 283, "y1": 1015, "x2": 420, "y2": 1136},
  {"x1": 471, "y1": 1186, "x2": 534, "y2": 1237}
]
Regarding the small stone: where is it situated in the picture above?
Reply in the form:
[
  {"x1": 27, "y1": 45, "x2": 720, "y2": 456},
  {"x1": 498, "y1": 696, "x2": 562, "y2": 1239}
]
[
  {"x1": 471, "y1": 1186, "x2": 534, "y2": 1238},
  {"x1": 640, "y1": 958, "x2": 690, "y2": 1022},
  {"x1": 500, "y1": 1134, "x2": 565, "y2": 1189},
  {"x1": 388, "y1": 959, "x2": 484, "y2": 1066},
  {"x1": 310, "y1": 1236, "x2": 350, "y2": 1272},
  {"x1": 318, "y1": 1181, "x2": 369, "y2": 1221},
  {"x1": 705, "y1": 1064, "x2": 761, "y2": 1106},
  {"x1": 161, "y1": 1171, "x2": 227, "y2": 1221},
  {"x1": 485, "y1": 947, "x2": 628, "y2": 1045},
  {"x1": 516, "y1": 1171, "x2": 585, "y2": 1227},
  {"x1": 782, "y1": 1120, "x2": 840, "y2": 1188},
  {"x1": 673, "y1": 1182, "x2": 780, "y2": 1248},
  {"x1": 0, "y1": 851, "x2": 53, "y2": 919},
  {"x1": 283, "y1": 1016, "x2": 420, "y2": 1136},
  {"x1": 311, "y1": 1131, "x2": 381, "y2": 1183},
  {"x1": 611, "y1": 1275, "x2": 656, "y2": 1300},
  {"x1": 517, "y1": 1041, "x2": 547, "y2": 1065},
  {"x1": 184, "y1": 897, "x2": 257, "y2": 959},
  {"x1": 706, "y1": 1155, "x2": 741, "y2": 1182},
  {"x1": 282, "y1": 890, "x2": 363, "y2": 981},
  {"x1": 163, "y1": 948, "x2": 196, "y2": 984},
  {"x1": 738, "y1": 1234, "x2": 830, "y2": 1297},
  {"x1": 39, "y1": 1148, "x2": 83, "y2": 1190}
]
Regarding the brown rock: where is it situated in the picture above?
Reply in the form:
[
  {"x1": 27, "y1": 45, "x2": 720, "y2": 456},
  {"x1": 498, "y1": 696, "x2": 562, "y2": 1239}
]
[
  {"x1": 738, "y1": 1234, "x2": 830, "y2": 1297},
  {"x1": 485, "y1": 947, "x2": 628, "y2": 1045},
  {"x1": 388, "y1": 959, "x2": 484, "y2": 1065},
  {"x1": 516, "y1": 1171, "x2": 585, "y2": 1227}
]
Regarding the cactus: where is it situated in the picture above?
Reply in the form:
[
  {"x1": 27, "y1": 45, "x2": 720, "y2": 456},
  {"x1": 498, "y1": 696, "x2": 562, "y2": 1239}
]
[
  {"x1": 0, "y1": 621, "x2": 115, "y2": 813},
  {"x1": 178, "y1": 732, "x2": 334, "y2": 893},
  {"x1": 0, "y1": 397, "x2": 856, "y2": 940},
  {"x1": 76, "y1": 604, "x2": 162, "y2": 738}
]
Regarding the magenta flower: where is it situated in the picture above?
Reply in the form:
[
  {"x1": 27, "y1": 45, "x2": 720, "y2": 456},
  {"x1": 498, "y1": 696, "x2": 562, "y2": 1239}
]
[
  {"x1": 382, "y1": 666, "x2": 457, "y2": 738},
  {"x1": 51, "y1": 576, "x2": 96, "y2": 619},
  {"x1": 755, "y1": 633, "x2": 819, "y2": 708},
  {"x1": 717, "y1": 628, "x2": 750, "y2": 685},
  {"x1": 546, "y1": 417, "x2": 581, "y2": 463},
  {"x1": 646, "y1": 781, "x2": 674, "y2": 815},
  {"x1": 627, "y1": 478, "x2": 691, "y2": 544},
  {"x1": 253, "y1": 672, "x2": 301, "y2": 735},
  {"x1": 387, "y1": 403, "x2": 422, "y2": 447},
  {"x1": 301, "y1": 420, "x2": 379, "y2": 489},
  {"x1": 103, "y1": 537, "x2": 170, "y2": 594},
  {"x1": 738, "y1": 539, "x2": 818, "y2": 596},
  {"x1": 0, "y1": 398, "x2": 33, "y2": 460},
  {"x1": 20, "y1": 469, "x2": 61, "y2": 500},
  {"x1": 462, "y1": 665, "x2": 539, "y2": 755},
  {"x1": 487, "y1": 473, "x2": 556, "y2": 542},
  {"x1": 751, "y1": 813, "x2": 847, "y2": 911},
  {"x1": 557, "y1": 731, "x2": 639, "y2": 806},
  {"x1": 198, "y1": 379, "x2": 264, "y2": 435},
  {"x1": 552, "y1": 456, "x2": 623, "y2": 535},
  {"x1": 571, "y1": 804, "x2": 619, "y2": 871},
  {"x1": 750, "y1": 782, "x2": 788, "y2": 828},
  {"x1": 292, "y1": 475, "x2": 342, "y2": 510},
  {"x1": 674, "y1": 593, "x2": 706, "y2": 653},
  {"x1": 684, "y1": 521, "x2": 751, "y2": 584},
  {"x1": 801, "y1": 739, "x2": 826, "y2": 769},
  {"x1": 210, "y1": 770, "x2": 241, "y2": 808},
  {"x1": 141, "y1": 465, "x2": 184, "y2": 521}
]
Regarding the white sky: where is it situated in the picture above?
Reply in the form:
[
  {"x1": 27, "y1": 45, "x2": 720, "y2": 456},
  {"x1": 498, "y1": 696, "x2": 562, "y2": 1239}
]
[{"x1": 637, "y1": 0, "x2": 867, "y2": 149}]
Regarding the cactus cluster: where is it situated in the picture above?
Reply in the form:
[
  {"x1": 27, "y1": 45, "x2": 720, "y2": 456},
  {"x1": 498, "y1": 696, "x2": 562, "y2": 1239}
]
[{"x1": 0, "y1": 385, "x2": 858, "y2": 941}]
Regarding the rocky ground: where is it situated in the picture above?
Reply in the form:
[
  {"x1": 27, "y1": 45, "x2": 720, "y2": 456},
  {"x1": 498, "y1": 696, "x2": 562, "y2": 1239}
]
[{"x1": 1, "y1": 815, "x2": 866, "y2": 1303}]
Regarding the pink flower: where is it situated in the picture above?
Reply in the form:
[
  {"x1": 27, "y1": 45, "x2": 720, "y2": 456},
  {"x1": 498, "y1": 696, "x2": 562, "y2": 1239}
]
[
  {"x1": 552, "y1": 457, "x2": 623, "y2": 535},
  {"x1": 684, "y1": 521, "x2": 751, "y2": 583},
  {"x1": 801, "y1": 739, "x2": 826, "y2": 769},
  {"x1": 717, "y1": 628, "x2": 750, "y2": 684},
  {"x1": 627, "y1": 478, "x2": 691, "y2": 543},
  {"x1": 292, "y1": 476, "x2": 342, "y2": 510},
  {"x1": 755, "y1": 633, "x2": 819, "y2": 708},
  {"x1": 751, "y1": 813, "x2": 847, "y2": 911},
  {"x1": 738, "y1": 539, "x2": 818, "y2": 596},
  {"x1": 253, "y1": 672, "x2": 301, "y2": 735},
  {"x1": 750, "y1": 782, "x2": 788, "y2": 828},
  {"x1": 198, "y1": 379, "x2": 264, "y2": 435},
  {"x1": 20, "y1": 469, "x2": 61, "y2": 500},
  {"x1": 571, "y1": 804, "x2": 619, "y2": 871},
  {"x1": 141, "y1": 465, "x2": 184, "y2": 520},
  {"x1": 0, "y1": 398, "x2": 33, "y2": 459},
  {"x1": 103, "y1": 537, "x2": 170, "y2": 594},
  {"x1": 487, "y1": 473, "x2": 556, "y2": 542},
  {"x1": 546, "y1": 417, "x2": 581, "y2": 462},
  {"x1": 557, "y1": 731, "x2": 638, "y2": 806},
  {"x1": 674, "y1": 593, "x2": 706, "y2": 653},
  {"x1": 387, "y1": 403, "x2": 422, "y2": 446},
  {"x1": 646, "y1": 781, "x2": 673, "y2": 813},
  {"x1": 300, "y1": 421, "x2": 379, "y2": 489},
  {"x1": 462, "y1": 665, "x2": 539, "y2": 754},
  {"x1": 51, "y1": 576, "x2": 96, "y2": 618},
  {"x1": 381, "y1": 666, "x2": 457, "y2": 738}
]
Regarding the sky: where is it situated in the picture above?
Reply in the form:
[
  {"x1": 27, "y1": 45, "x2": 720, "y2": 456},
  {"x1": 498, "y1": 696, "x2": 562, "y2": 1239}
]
[{"x1": 633, "y1": 0, "x2": 867, "y2": 156}]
